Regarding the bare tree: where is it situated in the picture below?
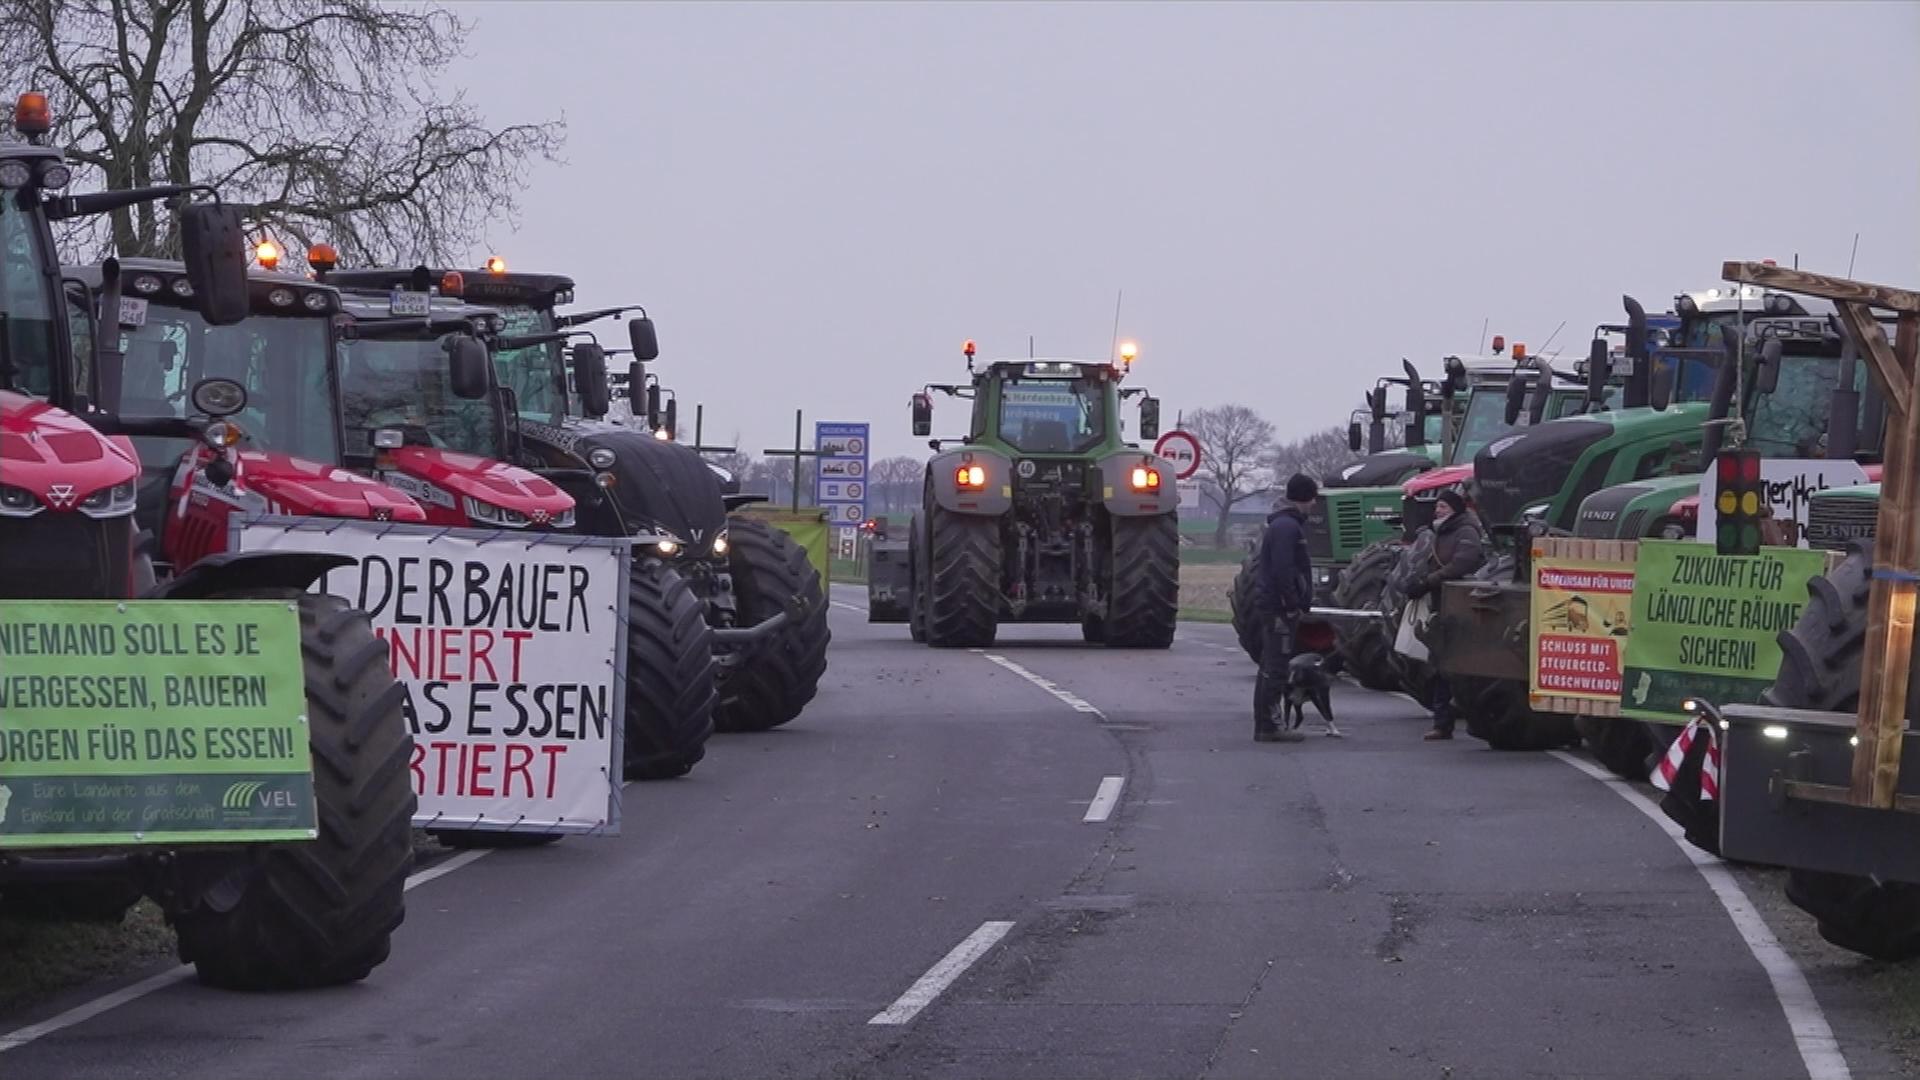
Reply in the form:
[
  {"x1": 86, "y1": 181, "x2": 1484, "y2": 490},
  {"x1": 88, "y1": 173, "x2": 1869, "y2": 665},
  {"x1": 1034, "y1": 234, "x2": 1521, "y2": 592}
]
[
  {"x1": 4, "y1": 0, "x2": 564, "y2": 261},
  {"x1": 1187, "y1": 404, "x2": 1275, "y2": 547},
  {"x1": 870, "y1": 455, "x2": 923, "y2": 516},
  {"x1": 1267, "y1": 426, "x2": 1356, "y2": 486}
]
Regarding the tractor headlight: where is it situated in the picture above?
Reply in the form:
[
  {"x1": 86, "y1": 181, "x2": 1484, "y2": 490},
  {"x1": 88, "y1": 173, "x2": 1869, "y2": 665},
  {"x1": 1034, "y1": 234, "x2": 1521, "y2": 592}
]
[
  {"x1": 0, "y1": 483, "x2": 46, "y2": 517},
  {"x1": 77, "y1": 479, "x2": 139, "y2": 519},
  {"x1": 588, "y1": 447, "x2": 617, "y2": 470},
  {"x1": 1658, "y1": 521, "x2": 1689, "y2": 541},
  {"x1": 550, "y1": 507, "x2": 575, "y2": 529},
  {"x1": 465, "y1": 496, "x2": 531, "y2": 528},
  {"x1": 711, "y1": 529, "x2": 730, "y2": 557},
  {"x1": 0, "y1": 160, "x2": 30, "y2": 189},
  {"x1": 656, "y1": 539, "x2": 680, "y2": 556}
]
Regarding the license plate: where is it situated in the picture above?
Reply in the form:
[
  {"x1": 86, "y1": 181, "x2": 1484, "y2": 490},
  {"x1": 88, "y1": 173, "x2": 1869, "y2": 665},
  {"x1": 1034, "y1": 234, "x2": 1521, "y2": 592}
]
[
  {"x1": 117, "y1": 297, "x2": 148, "y2": 327},
  {"x1": 389, "y1": 291, "x2": 431, "y2": 316}
]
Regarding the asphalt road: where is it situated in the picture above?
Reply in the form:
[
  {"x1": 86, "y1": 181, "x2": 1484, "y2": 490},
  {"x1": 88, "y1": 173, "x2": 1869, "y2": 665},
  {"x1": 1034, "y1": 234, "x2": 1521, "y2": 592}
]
[{"x1": 0, "y1": 588, "x2": 1910, "y2": 1079}]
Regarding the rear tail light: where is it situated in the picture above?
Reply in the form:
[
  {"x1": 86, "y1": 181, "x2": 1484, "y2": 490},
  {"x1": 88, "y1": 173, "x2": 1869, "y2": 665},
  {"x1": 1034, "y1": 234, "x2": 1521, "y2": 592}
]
[{"x1": 956, "y1": 464, "x2": 987, "y2": 490}]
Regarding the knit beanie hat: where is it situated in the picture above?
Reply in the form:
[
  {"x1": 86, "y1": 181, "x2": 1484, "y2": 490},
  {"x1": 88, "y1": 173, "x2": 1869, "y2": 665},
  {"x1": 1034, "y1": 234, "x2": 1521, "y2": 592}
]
[{"x1": 1285, "y1": 473, "x2": 1319, "y2": 503}]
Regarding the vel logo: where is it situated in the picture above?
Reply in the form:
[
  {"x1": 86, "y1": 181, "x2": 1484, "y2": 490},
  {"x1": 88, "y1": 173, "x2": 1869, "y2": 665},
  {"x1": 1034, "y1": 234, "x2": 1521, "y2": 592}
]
[{"x1": 222, "y1": 780, "x2": 297, "y2": 812}]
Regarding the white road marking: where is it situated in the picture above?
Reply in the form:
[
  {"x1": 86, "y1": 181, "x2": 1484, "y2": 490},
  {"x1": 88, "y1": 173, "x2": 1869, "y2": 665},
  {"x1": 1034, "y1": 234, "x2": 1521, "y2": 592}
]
[
  {"x1": 829, "y1": 600, "x2": 868, "y2": 613},
  {"x1": 867, "y1": 920, "x2": 1015, "y2": 1025},
  {"x1": 0, "y1": 847, "x2": 501, "y2": 1055},
  {"x1": 974, "y1": 651, "x2": 1105, "y2": 718},
  {"x1": 1550, "y1": 750, "x2": 1851, "y2": 1080},
  {"x1": 1083, "y1": 776, "x2": 1125, "y2": 823}
]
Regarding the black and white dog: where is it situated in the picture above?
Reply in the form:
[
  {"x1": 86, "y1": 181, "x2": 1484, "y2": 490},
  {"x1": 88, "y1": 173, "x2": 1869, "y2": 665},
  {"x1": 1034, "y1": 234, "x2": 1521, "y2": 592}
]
[{"x1": 1282, "y1": 652, "x2": 1342, "y2": 738}]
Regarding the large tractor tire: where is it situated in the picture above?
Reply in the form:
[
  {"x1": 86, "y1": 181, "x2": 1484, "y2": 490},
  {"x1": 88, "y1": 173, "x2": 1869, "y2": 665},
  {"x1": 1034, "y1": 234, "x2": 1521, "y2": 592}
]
[
  {"x1": 1760, "y1": 545, "x2": 1920, "y2": 960},
  {"x1": 167, "y1": 592, "x2": 415, "y2": 990},
  {"x1": 1104, "y1": 513, "x2": 1178, "y2": 649},
  {"x1": 623, "y1": 560, "x2": 717, "y2": 778},
  {"x1": 1575, "y1": 716, "x2": 1660, "y2": 781},
  {"x1": 924, "y1": 502, "x2": 1000, "y2": 648},
  {"x1": 715, "y1": 515, "x2": 831, "y2": 733},
  {"x1": 1229, "y1": 556, "x2": 1262, "y2": 662},
  {"x1": 1331, "y1": 540, "x2": 1403, "y2": 691},
  {"x1": 1458, "y1": 675, "x2": 1580, "y2": 751}
]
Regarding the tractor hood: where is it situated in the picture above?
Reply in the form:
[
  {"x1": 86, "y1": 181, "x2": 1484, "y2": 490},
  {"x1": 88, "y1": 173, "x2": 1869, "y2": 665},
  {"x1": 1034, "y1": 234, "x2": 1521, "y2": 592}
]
[
  {"x1": 520, "y1": 418, "x2": 726, "y2": 546},
  {"x1": 384, "y1": 446, "x2": 573, "y2": 522},
  {"x1": 1472, "y1": 417, "x2": 1613, "y2": 529},
  {"x1": 1404, "y1": 464, "x2": 1472, "y2": 498},
  {"x1": 234, "y1": 450, "x2": 427, "y2": 522},
  {"x1": 1325, "y1": 451, "x2": 1436, "y2": 489},
  {"x1": 1, "y1": 390, "x2": 141, "y2": 511}
]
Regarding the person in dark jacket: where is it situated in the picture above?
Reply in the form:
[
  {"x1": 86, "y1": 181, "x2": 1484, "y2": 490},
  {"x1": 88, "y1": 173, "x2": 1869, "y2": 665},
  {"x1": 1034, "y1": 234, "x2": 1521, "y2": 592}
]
[
  {"x1": 1405, "y1": 489, "x2": 1486, "y2": 739},
  {"x1": 1252, "y1": 473, "x2": 1319, "y2": 742}
]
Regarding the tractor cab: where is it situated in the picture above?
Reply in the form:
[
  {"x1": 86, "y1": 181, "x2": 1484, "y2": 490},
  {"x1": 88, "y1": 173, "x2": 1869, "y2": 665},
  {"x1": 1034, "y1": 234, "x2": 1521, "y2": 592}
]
[
  {"x1": 328, "y1": 269, "x2": 574, "y2": 529},
  {"x1": 66, "y1": 258, "x2": 428, "y2": 571}
]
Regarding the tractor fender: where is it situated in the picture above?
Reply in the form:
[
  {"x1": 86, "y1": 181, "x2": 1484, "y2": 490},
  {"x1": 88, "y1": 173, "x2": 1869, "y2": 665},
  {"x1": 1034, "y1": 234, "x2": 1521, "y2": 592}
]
[
  {"x1": 1096, "y1": 450, "x2": 1180, "y2": 517},
  {"x1": 926, "y1": 446, "x2": 1013, "y2": 515},
  {"x1": 146, "y1": 551, "x2": 355, "y2": 600}
]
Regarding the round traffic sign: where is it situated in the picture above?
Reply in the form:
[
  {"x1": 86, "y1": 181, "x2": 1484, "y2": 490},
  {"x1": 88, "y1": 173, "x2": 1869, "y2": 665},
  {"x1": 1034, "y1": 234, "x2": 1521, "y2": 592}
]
[{"x1": 1154, "y1": 430, "x2": 1203, "y2": 480}]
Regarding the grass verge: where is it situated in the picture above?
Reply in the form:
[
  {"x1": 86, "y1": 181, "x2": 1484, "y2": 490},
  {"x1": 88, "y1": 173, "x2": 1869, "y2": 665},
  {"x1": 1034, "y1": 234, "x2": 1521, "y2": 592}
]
[{"x1": 0, "y1": 901, "x2": 177, "y2": 1018}]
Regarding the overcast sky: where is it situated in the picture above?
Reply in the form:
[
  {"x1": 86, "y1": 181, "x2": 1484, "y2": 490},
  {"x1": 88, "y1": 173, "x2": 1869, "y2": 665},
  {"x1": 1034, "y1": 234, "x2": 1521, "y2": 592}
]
[{"x1": 447, "y1": 1, "x2": 1918, "y2": 463}]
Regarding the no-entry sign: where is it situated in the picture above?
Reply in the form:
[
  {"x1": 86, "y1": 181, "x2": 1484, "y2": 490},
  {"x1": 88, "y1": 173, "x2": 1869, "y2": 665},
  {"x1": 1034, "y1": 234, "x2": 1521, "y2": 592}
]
[{"x1": 1154, "y1": 430, "x2": 1202, "y2": 480}]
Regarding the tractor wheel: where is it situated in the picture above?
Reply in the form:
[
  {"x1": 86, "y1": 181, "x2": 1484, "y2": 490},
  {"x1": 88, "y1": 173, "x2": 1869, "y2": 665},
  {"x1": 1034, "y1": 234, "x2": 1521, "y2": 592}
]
[
  {"x1": 924, "y1": 502, "x2": 1000, "y2": 648},
  {"x1": 1575, "y1": 716, "x2": 1660, "y2": 781},
  {"x1": 0, "y1": 881, "x2": 144, "y2": 923},
  {"x1": 1229, "y1": 556, "x2": 1262, "y2": 662},
  {"x1": 1331, "y1": 540, "x2": 1403, "y2": 691},
  {"x1": 1104, "y1": 513, "x2": 1178, "y2": 649},
  {"x1": 715, "y1": 516, "x2": 831, "y2": 733},
  {"x1": 1760, "y1": 545, "x2": 1920, "y2": 959},
  {"x1": 622, "y1": 560, "x2": 717, "y2": 778},
  {"x1": 907, "y1": 515, "x2": 929, "y2": 644},
  {"x1": 1458, "y1": 675, "x2": 1580, "y2": 751},
  {"x1": 1081, "y1": 616, "x2": 1107, "y2": 644},
  {"x1": 167, "y1": 592, "x2": 415, "y2": 990}
]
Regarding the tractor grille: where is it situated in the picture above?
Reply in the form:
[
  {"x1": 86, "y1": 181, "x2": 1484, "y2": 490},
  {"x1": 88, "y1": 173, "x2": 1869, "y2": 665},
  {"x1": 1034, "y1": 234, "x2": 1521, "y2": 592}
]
[
  {"x1": 0, "y1": 512, "x2": 133, "y2": 600},
  {"x1": 1331, "y1": 499, "x2": 1367, "y2": 553},
  {"x1": 1805, "y1": 496, "x2": 1879, "y2": 552}
]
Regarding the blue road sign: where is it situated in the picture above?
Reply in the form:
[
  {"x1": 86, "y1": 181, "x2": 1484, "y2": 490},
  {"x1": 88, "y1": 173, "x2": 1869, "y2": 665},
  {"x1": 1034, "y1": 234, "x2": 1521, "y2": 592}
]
[{"x1": 815, "y1": 422, "x2": 870, "y2": 527}]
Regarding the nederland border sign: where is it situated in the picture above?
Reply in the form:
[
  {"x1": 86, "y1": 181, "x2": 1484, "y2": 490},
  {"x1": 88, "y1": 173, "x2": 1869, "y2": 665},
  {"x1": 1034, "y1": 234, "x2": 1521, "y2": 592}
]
[{"x1": 234, "y1": 516, "x2": 628, "y2": 836}]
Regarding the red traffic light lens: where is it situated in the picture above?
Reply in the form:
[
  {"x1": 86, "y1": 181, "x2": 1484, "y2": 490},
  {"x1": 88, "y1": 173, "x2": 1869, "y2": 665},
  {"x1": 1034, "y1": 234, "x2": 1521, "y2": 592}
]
[
  {"x1": 1717, "y1": 454, "x2": 1739, "y2": 484},
  {"x1": 1739, "y1": 453, "x2": 1761, "y2": 484}
]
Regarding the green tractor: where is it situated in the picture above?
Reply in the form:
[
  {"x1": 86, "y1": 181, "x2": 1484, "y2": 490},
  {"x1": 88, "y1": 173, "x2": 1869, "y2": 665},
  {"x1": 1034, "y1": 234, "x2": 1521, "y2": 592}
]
[
  {"x1": 1424, "y1": 287, "x2": 1796, "y2": 750},
  {"x1": 870, "y1": 342, "x2": 1178, "y2": 648},
  {"x1": 1560, "y1": 311, "x2": 1889, "y2": 777}
]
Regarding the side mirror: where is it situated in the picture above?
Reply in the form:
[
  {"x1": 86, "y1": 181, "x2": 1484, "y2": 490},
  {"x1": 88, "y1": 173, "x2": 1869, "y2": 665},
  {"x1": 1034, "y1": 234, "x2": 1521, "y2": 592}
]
[
  {"x1": 628, "y1": 316, "x2": 659, "y2": 362},
  {"x1": 1757, "y1": 339, "x2": 1783, "y2": 394},
  {"x1": 1348, "y1": 421, "x2": 1363, "y2": 453},
  {"x1": 444, "y1": 334, "x2": 491, "y2": 400},
  {"x1": 626, "y1": 359, "x2": 644, "y2": 400},
  {"x1": 1369, "y1": 386, "x2": 1388, "y2": 421},
  {"x1": 1526, "y1": 363, "x2": 1554, "y2": 426},
  {"x1": 646, "y1": 381, "x2": 662, "y2": 427},
  {"x1": 1139, "y1": 396, "x2": 1161, "y2": 441},
  {"x1": 663, "y1": 398, "x2": 678, "y2": 439},
  {"x1": 1584, "y1": 338, "x2": 1609, "y2": 409},
  {"x1": 1650, "y1": 359, "x2": 1675, "y2": 411},
  {"x1": 911, "y1": 392, "x2": 932, "y2": 438},
  {"x1": 178, "y1": 203, "x2": 248, "y2": 327},
  {"x1": 1504, "y1": 378, "x2": 1526, "y2": 425},
  {"x1": 572, "y1": 342, "x2": 610, "y2": 417},
  {"x1": 1401, "y1": 361, "x2": 1427, "y2": 448}
]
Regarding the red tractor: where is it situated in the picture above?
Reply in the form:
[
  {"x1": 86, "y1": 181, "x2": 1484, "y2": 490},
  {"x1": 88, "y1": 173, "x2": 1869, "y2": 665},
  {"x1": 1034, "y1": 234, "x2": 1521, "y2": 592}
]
[{"x1": 1, "y1": 93, "x2": 414, "y2": 988}]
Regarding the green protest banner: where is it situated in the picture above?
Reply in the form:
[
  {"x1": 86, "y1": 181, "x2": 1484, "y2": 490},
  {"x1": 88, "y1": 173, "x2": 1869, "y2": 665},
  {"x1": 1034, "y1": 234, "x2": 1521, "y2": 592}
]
[
  {"x1": 0, "y1": 600, "x2": 316, "y2": 848},
  {"x1": 1619, "y1": 540, "x2": 1827, "y2": 725}
]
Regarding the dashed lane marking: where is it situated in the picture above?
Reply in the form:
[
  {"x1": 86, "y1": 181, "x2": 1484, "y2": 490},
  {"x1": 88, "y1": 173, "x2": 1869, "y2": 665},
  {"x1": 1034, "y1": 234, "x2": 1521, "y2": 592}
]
[
  {"x1": 1083, "y1": 776, "x2": 1125, "y2": 823},
  {"x1": 974, "y1": 650, "x2": 1105, "y2": 718},
  {"x1": 867, "y1": 920, "x2": 1016, "y2": 1025},
  {"x1": 1550, "y1": 750, "x2": 1850, "y2": 1080}
]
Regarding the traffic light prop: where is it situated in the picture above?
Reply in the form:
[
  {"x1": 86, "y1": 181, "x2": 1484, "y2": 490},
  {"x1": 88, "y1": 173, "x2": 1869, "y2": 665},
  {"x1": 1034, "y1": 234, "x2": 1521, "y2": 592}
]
[{"x1": 1714, "y1": 449, "x2": 1763, "y2": 556}]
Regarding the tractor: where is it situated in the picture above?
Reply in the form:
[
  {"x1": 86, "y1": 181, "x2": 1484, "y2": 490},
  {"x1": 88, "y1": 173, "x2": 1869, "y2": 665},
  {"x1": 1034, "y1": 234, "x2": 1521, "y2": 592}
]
[
  {"x1": 873, "y1": 341, "x2": 1179, "y2": 648},
  {"x1": 1422, "y1": 286, "x2": 1825, "y2": 753},
  {"x1": 323, "y1": 262, "x2": 829, "y2": 736},
  {"x1": 0, "y1": 93, "x2": 414, "y2": 989}
]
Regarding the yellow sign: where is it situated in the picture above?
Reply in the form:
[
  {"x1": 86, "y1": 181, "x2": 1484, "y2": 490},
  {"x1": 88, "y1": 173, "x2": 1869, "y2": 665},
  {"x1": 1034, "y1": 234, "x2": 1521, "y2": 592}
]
[{"x1": 1529, "y1": 551, "x2": 1637, "y2": 702}]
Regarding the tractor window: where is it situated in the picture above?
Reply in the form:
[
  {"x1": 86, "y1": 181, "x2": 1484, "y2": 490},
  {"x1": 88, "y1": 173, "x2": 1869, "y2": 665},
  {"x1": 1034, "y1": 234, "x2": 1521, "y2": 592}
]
[
  {"x1": 998, "y1": 378, "x2": 1104, "y2": 454},
  {"x1": 64, "y1": 287, "x2": 94, "y2": 406},
  {"x1": 1747, "y1": 353, "x2": 1838, "y2": 458},
  {"x1": 339, "y1": 336, "x2": 503, "y2": 459},
  {"x1": 0, "y1": 193, "x2": 59, "y2": 398},
  {"x1": 117, "y1": 305, "x2": 338, "y2": 468},
  {"x1": 1545, "y1": 385, "x2": 1622, "y2": 420},
  {"x1": 491, "y1": 304, "x2": 566, "y2": 422},
  {"x1": 1452, "y1": 389, "x2": 1515, "y2": 463}
]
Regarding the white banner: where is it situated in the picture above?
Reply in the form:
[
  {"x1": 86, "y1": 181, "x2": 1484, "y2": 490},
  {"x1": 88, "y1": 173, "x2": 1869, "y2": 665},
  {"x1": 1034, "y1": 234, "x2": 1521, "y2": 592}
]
[
  {"x1": 1694, "y1": 458, "x2": 1871, "y2": 548},
  {"x1": 232, "y1": 517, "x2": 626, "y2": 835}
]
